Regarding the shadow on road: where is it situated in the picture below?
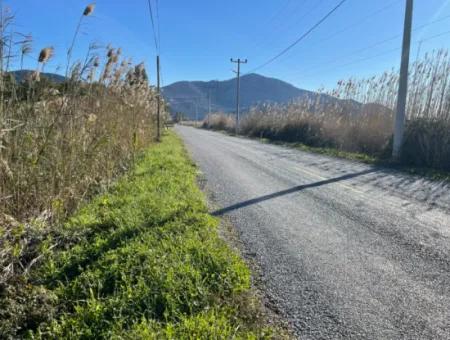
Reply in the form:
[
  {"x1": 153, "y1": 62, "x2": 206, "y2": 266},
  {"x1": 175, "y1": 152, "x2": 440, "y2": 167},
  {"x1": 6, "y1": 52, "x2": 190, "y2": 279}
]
[{"x1": 212, "y1": 168, "x2": 378, "y2": 216}]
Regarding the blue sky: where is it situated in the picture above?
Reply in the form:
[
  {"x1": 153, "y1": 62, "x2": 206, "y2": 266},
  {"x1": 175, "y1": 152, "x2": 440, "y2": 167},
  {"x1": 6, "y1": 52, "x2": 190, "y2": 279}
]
[{"x1": 6, "y1": 0, "x2": 450, "y2": 90}]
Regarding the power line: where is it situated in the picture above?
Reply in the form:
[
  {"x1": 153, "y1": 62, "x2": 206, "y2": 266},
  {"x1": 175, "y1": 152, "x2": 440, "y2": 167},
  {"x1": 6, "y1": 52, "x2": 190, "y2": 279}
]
[
  {"x1": 147, "y1": 0, "x2": 159, "y2": 52},
  {"x1": 287, "y1": 13, "x2": 450, "y2": 79},
  {"x1": 247, "y1": 0, "x2": 348, "y2": 73},
  {"x1": 246, "y1": 0, "x2": 327, "y2": 56},
  {"x1": 242, "y1": 0, "x2": 294, "y2": 53},
  {"x1": 265, "y1": 0, "x2": 293, "y2": 26},
  {"x1": 301, "y1": 0, "x2": 402, "y2": 52},
  {"x1": 307, "y1": 47, "x2": 402, "y2": 78},
  {"x1": 290, "y1": 37, "x2": 402, "y2": 78},
  {"x1": 417, "y1": 28, "x2": 450, "y2": 44},
  {"x1": 263, "y1": 0, "x2": 402, "y2": 69},
  {"x1": 298, "y1": 29, "x2": 450, "y2": 80},
  {"x1": 156, "y1": 0, "x2": 161, "y2": 51},
  {"x1": 248, "y1": 0, "x2": 447, "y2": 77}
]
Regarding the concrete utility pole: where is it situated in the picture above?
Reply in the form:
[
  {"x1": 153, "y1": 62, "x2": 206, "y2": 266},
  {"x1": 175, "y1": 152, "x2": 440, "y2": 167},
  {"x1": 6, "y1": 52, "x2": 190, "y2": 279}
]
[
  {"x1": 393, "y1": 0, "x2": 413, "y2": 159},
  {"x1": 156, "y1": 55, "x2": 161, "y2": 142},
  {"x1": 231, "y1": 58, "x2": 247, "y2": 134}
]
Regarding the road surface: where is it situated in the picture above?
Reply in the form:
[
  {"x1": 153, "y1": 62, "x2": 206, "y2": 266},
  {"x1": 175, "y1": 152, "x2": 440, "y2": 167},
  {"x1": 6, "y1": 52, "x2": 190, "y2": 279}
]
[{"x1": 176, "y1": 125, "x2": 450, "y2": 340}]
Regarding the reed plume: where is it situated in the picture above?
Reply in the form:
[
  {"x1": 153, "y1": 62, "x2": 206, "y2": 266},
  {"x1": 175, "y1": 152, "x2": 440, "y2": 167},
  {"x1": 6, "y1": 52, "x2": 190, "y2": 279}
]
[
  {"x1": 107, "y1": 48, "x2": 115, "y2": 59},
  {"x1": 66, "y1": 3, "x2": 96, "y2": 77},
  {"x1": 20, "y1": 34, "x2": 33, "y2": 70},
  {"x1": 38, "y1": 47, "x2": 54, "y2": 63},
  {"x1": 33, "y1": 46, "x2": 54, "y2": 79},
  {"x1": 83, "y1": 3, "x2": 95, "y2": 16}
]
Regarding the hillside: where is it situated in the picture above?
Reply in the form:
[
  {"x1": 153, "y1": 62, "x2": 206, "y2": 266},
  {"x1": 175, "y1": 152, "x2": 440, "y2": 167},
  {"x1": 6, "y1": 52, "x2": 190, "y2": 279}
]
[
  {"x1": 162, "y1": 73, "x2": 318, "y2": 119},
  {"x1": 10, "y1": 70, "x2": 66, "y2": 83}
]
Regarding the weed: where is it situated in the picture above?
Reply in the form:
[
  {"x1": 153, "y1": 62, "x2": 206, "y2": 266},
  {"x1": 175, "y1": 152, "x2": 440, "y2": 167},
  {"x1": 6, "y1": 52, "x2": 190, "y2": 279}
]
[{"x1": 1, "y1": 133, "x2": 277, "y2": 339}]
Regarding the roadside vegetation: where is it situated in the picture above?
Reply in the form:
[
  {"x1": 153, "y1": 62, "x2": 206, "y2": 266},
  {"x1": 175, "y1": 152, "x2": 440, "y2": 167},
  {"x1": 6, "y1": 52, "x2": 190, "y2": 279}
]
[
  {"x1": 0, "y1": 4, "x2": 281, "y2": 338},
  {"x1": 1, "y1": 132, "x2": 276, "y2": 338},
  {"x1": 0, "y1": 5, "x2": 161, "y2": 332},
  {"x1": 0, "y1": 4, "x2": 160, "y2": 224},
  {"x1": 204, "y1": 50, "x2": 450, "y2": 173}
]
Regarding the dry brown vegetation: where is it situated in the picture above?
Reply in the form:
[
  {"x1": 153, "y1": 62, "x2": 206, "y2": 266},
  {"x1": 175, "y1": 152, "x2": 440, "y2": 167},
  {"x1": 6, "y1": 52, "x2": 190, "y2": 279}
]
[
  {"x1": 205, "y1": 50, "x2": 450, "y2": 171},
  {"x1": 0, "y1": 4, "x2": 165, "y2": 334},
  {"x1": 0, "y1": 8, "x2": 161, "y2": 222}
]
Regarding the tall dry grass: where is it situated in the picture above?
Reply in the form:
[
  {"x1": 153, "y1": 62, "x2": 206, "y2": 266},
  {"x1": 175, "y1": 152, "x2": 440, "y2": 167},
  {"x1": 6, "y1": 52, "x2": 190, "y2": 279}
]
[
  {"x1": 205, "y1": 113, "x2": 235, "y2": 131},
  {"x1": 0, "y1": 4, "x2": 164, "y2": 326},
  {"x1": 206, "y1": 50, "x2": 450, "y2": 170},
  {"x1": 1, "y1": 50, "x2": 159, "y2": 223},
  {"x1": 0, "y1": 5, "x2": 163, "y2": 223}
]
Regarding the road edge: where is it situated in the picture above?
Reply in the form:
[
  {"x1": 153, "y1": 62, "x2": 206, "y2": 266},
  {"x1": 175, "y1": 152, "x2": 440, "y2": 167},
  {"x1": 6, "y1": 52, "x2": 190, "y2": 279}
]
[{"x1": 196, "y1": 166, "x2": 296, "y2": 339}]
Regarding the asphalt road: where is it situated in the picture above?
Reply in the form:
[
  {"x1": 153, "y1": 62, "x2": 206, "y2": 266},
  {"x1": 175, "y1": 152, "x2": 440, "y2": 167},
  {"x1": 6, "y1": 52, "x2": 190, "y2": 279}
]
[{"x1": 175, "y1": 125, "x2": 450, "y2": 340}]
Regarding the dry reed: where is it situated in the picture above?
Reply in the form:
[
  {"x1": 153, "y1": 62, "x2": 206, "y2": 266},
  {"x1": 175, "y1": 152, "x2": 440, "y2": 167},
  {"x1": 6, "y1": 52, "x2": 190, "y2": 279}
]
[
  {"x1": 0, "y1": 5, "x2": 165, "y2": 334},
  {"x1": 38, "y1": 47, "x2": 54, "y2": 63},
  {"x1": 83, "y1": 3, "x2": 95, "y2": 16},
  {"x1": 205, "y1": 49, "x2": 450, "y2": 170}
]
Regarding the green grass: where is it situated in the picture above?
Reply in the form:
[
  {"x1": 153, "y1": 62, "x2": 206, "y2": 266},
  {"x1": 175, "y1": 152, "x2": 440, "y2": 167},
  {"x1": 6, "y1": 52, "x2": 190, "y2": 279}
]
[
  {"x1": 8, "y1": 132, "x2": 276, "y2": 339},
  {"x1": 260, "y1": 139, "x2": 378, "y2": 164},
  {"x1": 260, "y1": 138, "x2": 450, "y2": 183},
  {"x1": 271, "y1": 139, "x2": 450, "y2": 182}
]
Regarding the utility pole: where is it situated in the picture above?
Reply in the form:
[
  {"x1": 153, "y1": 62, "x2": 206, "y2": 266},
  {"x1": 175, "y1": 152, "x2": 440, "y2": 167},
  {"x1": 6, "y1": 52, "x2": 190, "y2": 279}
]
[
  {"x1": 156, "y1": 55, "x2": 161, "y2": 142},
  {"x1": 194, "y1": 100, "x2": 198, "y2": 123},
  {"x1": 208, "y1": 88, "x2": 211, "y2": 127},
  {"x1": 393, "y1": 0, "x2": 413, "y2": 159},
  {"x1": 231, "y1": 58, "x2": 247, "y2": 134}
]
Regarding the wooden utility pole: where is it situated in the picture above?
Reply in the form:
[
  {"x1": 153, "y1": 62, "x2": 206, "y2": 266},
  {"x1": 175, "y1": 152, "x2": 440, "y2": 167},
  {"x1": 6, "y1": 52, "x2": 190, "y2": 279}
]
[
  {"x1": 231, "y1": 58, "x2": 247, "y2": 134},
  {"x1": 393, "y1": 0, "x2": 413, "y2": 159},
  {"x1": 208, "y1": 88, "x2": 211, "y2": 127},
  {"x1": 156, "y1": 55, "x2": 161, "y2": 141},
  {"x1": 195, "y1": 100, "x2": 198, "y2": 123}
]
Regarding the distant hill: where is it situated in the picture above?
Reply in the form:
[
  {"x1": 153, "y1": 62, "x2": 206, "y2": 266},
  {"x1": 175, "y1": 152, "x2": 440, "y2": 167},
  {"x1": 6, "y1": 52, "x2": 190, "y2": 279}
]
[
  {"x1": 162, "y1": 73, "x2": 321, "y2": 120},
  {"x1": 9, "y1": 70, "x2": 66, "y2": 83}
]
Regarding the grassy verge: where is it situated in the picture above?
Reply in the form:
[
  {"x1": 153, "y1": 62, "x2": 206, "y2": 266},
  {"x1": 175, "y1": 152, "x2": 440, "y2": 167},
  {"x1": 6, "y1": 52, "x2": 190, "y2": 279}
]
[
  {"x1": 261, "y1": 139, "x2": 450, "y2": 182},
  {"x1": 258, "y1": 138, "x2": 378, "y2": 164},
  {"x1": 1, "y1": 132, "x2": 278, "y2": 339}
]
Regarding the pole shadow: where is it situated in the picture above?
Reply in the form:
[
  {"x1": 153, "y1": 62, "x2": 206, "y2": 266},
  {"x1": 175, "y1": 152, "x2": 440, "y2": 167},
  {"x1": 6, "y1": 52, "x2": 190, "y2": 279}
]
[{"x1": 212, "y1": 168, "x2": 378, "y2": 216}]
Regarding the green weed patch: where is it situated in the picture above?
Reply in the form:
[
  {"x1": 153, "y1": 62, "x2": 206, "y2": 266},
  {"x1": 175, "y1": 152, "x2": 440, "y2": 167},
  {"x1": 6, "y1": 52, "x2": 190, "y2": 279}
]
[{"x1": 2, "y1": 132, "x2": 275, "y2": 339}]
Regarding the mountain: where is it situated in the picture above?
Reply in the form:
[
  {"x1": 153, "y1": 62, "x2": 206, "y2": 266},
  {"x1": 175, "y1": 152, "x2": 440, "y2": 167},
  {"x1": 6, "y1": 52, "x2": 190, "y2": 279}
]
[
  {"x1": 10, "y1": 70, "x2": 66, "y2": 83},
  {"x1": 162, "y1": 73, "x2": 319, "y2": 120}
]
